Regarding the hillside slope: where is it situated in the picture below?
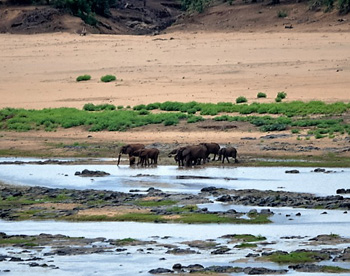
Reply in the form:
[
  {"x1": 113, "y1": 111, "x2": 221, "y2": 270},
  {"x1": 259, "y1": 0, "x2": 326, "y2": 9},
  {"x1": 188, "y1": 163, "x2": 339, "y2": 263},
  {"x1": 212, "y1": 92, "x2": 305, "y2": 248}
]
[{"x1": 0, "y1": 0, "x2": 349, "y2": 34}]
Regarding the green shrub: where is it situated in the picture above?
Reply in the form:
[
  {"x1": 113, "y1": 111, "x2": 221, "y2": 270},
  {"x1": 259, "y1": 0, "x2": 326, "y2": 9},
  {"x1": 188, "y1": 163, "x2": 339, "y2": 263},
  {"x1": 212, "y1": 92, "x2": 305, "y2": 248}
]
[
  {"x1": 257, "y1": 92, "x2": 267, "y2": 98},
  {"x1": 83, "y1": 103, "x2": 116, "y2": 111},
  {"x1": 76, "y1": 75, "x2": 91, "y2": 82},
  {"x1": 187, "y1": 115, "x2": 204, "y2": 123},
  {"x1": 277, "y1": 91, "x2": 287, "y2": 99},
  {"x1": 180, "y1": 0, "x2": 211, "y2": 12},
  {"x1": 277, "y1": 10, "x2": 288, "y2": 17},
  {"x1": 236, "y1": 96, "x2": 248, "y2": 104},
  {"x1": 138, "y1": 109, "x2": 150, "y2": 115},
  {"x1": 53, "y1": 0, "x2": 116, "y2": 25},
  {"x1": 100, "y1": 75, "x2": 116, "y2": 83},
  {"x1": 275, "y1": 97, "x2": 282, "y2": 103},
  {"x1": 338, "y1": 0, "x2": 350, "y2": 14}
]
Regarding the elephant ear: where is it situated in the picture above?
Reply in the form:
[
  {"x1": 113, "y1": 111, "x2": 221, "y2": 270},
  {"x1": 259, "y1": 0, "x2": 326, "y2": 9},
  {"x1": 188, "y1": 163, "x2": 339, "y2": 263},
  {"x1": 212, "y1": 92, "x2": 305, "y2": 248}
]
[{"x1": 182, "y1": 148, "x2": 190, "y2": 156}]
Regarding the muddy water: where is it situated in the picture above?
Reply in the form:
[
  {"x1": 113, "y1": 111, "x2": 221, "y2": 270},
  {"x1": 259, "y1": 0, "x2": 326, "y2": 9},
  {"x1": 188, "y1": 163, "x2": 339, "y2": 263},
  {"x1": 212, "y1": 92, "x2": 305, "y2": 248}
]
[{"x1": 1, "y1": 159, "x2": 350, "y2": 275}]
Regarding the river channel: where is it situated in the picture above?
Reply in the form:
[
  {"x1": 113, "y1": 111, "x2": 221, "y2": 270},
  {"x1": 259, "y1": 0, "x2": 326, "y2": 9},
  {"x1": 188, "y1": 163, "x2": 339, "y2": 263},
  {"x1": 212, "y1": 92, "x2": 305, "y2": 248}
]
[{"x1": 1, "y1": 158, "x2": 350, "y2": 275}]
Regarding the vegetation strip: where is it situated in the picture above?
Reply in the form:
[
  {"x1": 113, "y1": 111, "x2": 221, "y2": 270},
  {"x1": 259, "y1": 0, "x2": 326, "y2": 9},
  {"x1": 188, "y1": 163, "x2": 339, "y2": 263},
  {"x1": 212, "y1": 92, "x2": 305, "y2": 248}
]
[{"x1": 1, "y1": 100, "x2": 350, "y2": 139}]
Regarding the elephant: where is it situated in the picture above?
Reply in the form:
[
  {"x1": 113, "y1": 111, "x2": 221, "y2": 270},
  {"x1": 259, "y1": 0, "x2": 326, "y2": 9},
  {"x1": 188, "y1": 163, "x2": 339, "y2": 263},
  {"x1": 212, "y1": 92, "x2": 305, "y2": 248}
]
[
  {"x1": 168, "y1": 147, "x2": 186, "y2": 166},
  {"x1": 218, "y1": 147, "x2": 238, "y2": 163},
  {"x1": 133, "y1": 148, "x2": 160, "y2": 166},
  {"x1": 129, "y1": 156, "x2": 136, "y2": 166},
  {"x1": 200, "y1": 142, "x2": 220, "y2": 161},
  {"x1": 117, "y1": 144, "x2": 145, "y2": 165},
  {"x1": 182, "y1": 145, "x2": 208, "y2": 166}
]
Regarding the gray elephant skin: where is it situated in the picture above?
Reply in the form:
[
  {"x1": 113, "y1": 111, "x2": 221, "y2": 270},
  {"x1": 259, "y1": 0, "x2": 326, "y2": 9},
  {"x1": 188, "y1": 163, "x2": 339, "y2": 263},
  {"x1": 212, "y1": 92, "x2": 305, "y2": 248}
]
[{"x1": 117, "y1": 144, "x2": 145, "y2": 165}]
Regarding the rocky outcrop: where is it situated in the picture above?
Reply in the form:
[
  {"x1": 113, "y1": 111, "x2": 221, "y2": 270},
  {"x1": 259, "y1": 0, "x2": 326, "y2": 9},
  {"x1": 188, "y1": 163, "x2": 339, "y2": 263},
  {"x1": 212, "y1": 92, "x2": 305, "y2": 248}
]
[{"x1": 74, "y1": 169, "x2": 110, "y2": 177}]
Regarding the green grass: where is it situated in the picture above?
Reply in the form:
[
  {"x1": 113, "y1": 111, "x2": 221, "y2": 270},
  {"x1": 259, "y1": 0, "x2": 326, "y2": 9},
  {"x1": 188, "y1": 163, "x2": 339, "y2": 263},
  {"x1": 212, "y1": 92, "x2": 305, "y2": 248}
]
[
  {"x1": 235, "y1": 242, "x2": 258, "y2": 248},
  {"x1": 320, "y1": 266, "x2": 350, "y2": 273},
  {"x1": 100, "y1": 75, "x2": 116, "y2": 82},
  {"x1": 133, "y1": 200, "x2": 177, "y2": 207},
  {"x1": 76, "y1": 75, "x2": 91, "y2": 82},
  {"x1": 228, "y1": 234, "x2": 266, "y2": 242},
  {"x1": 1, "y1": 100, "x2": 350, "y2": 140},
  {"x1": 266, "y1": 251, "x2": 330, "y2": 264},
  {"x1": 0, "y1": 237, "x2": 38, "y2": 246},
  {"x1": 112, "y1": 238, "x2": 138, "y2": 245},
  {"x1": 166, "y1": 205, "x2": 198, "y2": 213},
  {"x1": 67, "y1": 212, "x2": 272, "y2": 224}
]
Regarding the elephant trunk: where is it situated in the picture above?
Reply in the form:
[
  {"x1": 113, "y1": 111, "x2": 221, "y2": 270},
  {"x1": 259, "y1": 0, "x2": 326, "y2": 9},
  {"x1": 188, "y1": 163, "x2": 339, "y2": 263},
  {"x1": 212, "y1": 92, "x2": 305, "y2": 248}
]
[{"x1": 117, "y1": 153, "x2": 122, "y2": 165}]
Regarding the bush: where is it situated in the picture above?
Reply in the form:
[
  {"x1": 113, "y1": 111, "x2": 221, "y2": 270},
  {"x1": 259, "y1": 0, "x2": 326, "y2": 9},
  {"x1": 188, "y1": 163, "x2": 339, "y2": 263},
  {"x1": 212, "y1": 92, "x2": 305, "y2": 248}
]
[
  {"x1": 187, "y1": 115, "x2": 204, "y2": 123},
  {"x1": 277, "y1": 10, "x2": 288, "y2": 18},
  {"x1": 76, "y1": 75, "x2": 91, "y2": 82},
  {"x1": 257, "y1": 92, "x2": 267, "y2": 98},
  {"x1": 236, "y1": 96, "x2": 248, "y2": 104},
  {"x1": 83, "y1": 103, "x2": 116, "y2": 111},
  {"x1": 275, "y1": 97, "x2": 282, "y2": 103},
  {"x1": 338, "y1": 0, "x2": 350, "y2": 14},
  {"x1": 277, "y1": 92, "x2": 287, "y2": 99},
  {"x1": 100, "y1": 75, "x2": 116, "y2": 83},
  {"x1": 180, "y1": 0, "x2": 211, "y2": 12},
  {"x1": 53, "y1": 0, "x2": 116, "y2": 25}
]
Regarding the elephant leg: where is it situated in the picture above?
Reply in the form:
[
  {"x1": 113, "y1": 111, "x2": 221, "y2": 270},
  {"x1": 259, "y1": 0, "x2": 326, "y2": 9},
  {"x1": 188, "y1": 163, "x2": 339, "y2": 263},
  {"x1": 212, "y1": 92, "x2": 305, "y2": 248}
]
[
  {"x1": 212, "y1": 154, "x2": 216, "y2": 161},
  {"x1": 226, "y1": 156, "x2": 230, "y2": 163}
]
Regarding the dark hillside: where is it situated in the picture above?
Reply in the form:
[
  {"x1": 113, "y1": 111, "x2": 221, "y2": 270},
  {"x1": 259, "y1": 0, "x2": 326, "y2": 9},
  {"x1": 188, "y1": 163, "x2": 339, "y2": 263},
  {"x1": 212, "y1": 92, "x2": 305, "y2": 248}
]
[{"x1": 0, "y1": 0, "x2": 349, "y2": 34}]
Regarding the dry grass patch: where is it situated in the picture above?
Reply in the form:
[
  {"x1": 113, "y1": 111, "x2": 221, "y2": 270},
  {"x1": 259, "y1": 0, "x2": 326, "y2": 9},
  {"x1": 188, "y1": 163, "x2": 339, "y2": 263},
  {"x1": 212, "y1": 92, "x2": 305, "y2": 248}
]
[{"x1": 77, "y1": 206, "x2": 150, "y2": 217}]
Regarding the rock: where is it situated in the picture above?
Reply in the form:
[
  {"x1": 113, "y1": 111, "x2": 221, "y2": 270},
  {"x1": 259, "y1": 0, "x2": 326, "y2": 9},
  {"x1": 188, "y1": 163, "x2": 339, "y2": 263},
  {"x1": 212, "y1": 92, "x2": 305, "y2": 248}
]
[
  {"x1": 211, "y1": 247, "x2": 230, "y2": 254},
  {"x1": 241, "y1": 137, "x2": 257, "y2": 140},
  {"x1": 201, "y1": 186, "x2": 218, "y2": 193},
  {"x1": 285, "y1": 169, "x2": 299, "y2": 174},
  {"x1": 260, "y1": 209, "x2": 273, "y2": 215},
  {"x1": 205, "y1": 265, "x2": 242, "y2": 273},
  {"x1": 313, "y1": 168, "x2": 326, "y2": 173},
  {"x1": 216, "y1": 195, "x2": 233, "y2": 202},
  {"x1": 166, "y1": 248, "x2": 197, "y2": 255},
  {"x1": 75, "y1": 169, "x2": 110, "y2": 177},
  {"x1": 185, "y1": 264, "x2": 204, "y2": 271},
  {"x1": 246, "y1": 253, "x2": 260, "y2": 257},
  {"x1": 148, "y1": 268, "x2": 174, "y2": 274},
  {"x1": 172, "y1": 263, "x2": 182, "y2": 270},
  {"x1": 9, "y1": 257, "x2": 23, "y2": 262},
  {"x1": 260, "y1": 134, "x2": 292, "y2": 139},
  {"x1": 289, "y1": 264, "x2": 322, "y2": 272},
  {"x1": 337, "y1": 188, "x2": 350, "y2": 194},
  {"x1": 244, "y1": 267, "x2": 288, "y2": 274}
]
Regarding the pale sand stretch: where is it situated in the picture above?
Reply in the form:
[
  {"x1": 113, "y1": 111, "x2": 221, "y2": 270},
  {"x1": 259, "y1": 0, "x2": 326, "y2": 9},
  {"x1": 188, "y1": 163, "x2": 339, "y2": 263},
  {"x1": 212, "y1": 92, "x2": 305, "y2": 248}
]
[
  {"x1": 0, "y1": 32, "x2": 349, "y2": 110},
  {"x1": 0, "y1": 32, "x2": 349, "y2": 155}
]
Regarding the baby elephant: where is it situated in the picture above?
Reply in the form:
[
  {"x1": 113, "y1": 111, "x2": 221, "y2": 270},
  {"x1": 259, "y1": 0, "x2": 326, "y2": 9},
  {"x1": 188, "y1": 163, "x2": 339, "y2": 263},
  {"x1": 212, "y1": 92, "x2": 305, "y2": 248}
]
[{"x1": 217, "y1": 147, "x2": 238, "y2": 163}]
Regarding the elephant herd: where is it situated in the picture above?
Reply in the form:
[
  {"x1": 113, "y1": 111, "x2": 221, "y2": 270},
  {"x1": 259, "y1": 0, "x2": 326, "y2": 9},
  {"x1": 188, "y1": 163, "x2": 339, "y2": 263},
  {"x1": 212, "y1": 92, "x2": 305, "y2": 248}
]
[{"x1": 117, "y1": 143, "x2": 238, "y2": 167}]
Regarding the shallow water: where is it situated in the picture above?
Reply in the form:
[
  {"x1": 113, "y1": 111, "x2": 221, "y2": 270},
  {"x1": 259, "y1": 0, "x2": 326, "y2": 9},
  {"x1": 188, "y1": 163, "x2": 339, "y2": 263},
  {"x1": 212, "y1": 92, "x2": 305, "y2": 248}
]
[
  {"x1": 0, "y1": 162, "x2": 349, "y2": 196},
  {"x1": 1, "y1": 159, "x2": 350, "y2": 275}
]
